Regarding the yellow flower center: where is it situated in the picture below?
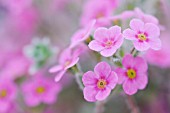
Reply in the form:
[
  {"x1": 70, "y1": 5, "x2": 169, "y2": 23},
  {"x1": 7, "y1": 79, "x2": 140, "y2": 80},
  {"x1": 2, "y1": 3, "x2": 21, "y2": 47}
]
[
  {"x1": 105, "y1": 41, "x2": 113, "y2": 47},
  {"x1": 96, "y1": 13, "x2": 104, "y2": 19},
  {"x1": 36, "y1": 87, "x2": 45, "y2": 94},
  {"x1": 0, "y1": 90, "x2": 7, "y2": 98},
  {"x1": 138, "y1": 34, "x2": 147, "y2": 41},
  {"x1": 97, "y1": 79, "x2": 107, "y2": 89},
  {"x1": 64, "y1": 61, "x2": 71, "y2": 67},
  {"x1": 127, "y1": 69, "x2": 136, "y2": 79}
]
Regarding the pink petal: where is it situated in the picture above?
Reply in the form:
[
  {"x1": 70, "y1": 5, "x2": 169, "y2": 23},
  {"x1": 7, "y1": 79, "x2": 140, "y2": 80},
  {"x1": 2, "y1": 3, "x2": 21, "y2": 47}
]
[
  {"x1": 134, "y1": 57, "x2": 148, "y2": 73},
  {"x1": 49, "y1": 65, "x2": 63, "y2": 73},
  {"x1": 107, "y1": 71, "x2": 118, "y2": 89},
  {"x1": 122, "y1": 54, "x2": 134, "y2": 68},
  {"x1": 88, "y1": 40, "x2": 104, "y2": 51},
  {"x1": 130, "y1": 19, "x2": 144, "y2": 32},
  {"x1": 94, "y1": 62, "x2": 111, "y2": 78},
  {"x1": 148, "y1": 38, "x2": 161, "y2": 50},
  {"x1": 123, "y1": 80, "x2": 138, "y2": 95},
  {"x1": 94, "y1": 27, "x2": 109, "y2": 42},
  {"x1": 25, "y1": 95, "x2": 40, "y2": 107},
  {"x1": 114, "y1": 34, "x2": 124, "y2": 48},
  {"x1": 144, "y1": 23, "x2": 160, "y2": 37},
  {"x1": 43, "y1": 93, "x2": 56, "y2": 104},
  {"x1": 135, "y1": 74, "x2": 148, "y2": 90},
  {"x1": 108, "y1": 25, "x2": 121, "y2": 38},
  {"x1": 115, "y1": 68, "x2": 127, "y2": 84},
  {"x1": 100, "y1": 47, "x2": 117, "y2": 57},
  {"x1": 83, "y1": 86, "x2": 98, "y2": 102},
  {"x1": 133, "y1": 41, "x2": 150, "y2": 51},
  {"x1": 55, "y1": 70, "x2": 66, "y2": 82},
  {"x1": 65, "y1": 57, "x2": 79, "y2": 69},
  {"x1": 95, "y1": 87, "x2": 111, "y2": 101},
  {"x1": 82, "y1": 71, "x2": 98, "y2": 86},
  {"x1": 123, "y1": 28, "x2": 137, "y2": 40},
  {"x1": 0, "y1": 102, "x2": 9, "y2": 112},
  {"x1": 59, "y1": 49, "x2": 71, "y2": 64}
]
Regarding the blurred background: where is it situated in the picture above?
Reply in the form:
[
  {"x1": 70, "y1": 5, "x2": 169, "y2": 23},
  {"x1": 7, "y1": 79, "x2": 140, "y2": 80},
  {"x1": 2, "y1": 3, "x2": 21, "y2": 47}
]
[{"x1": 0, "y1": 0, "x2": 170, "y2": 113}]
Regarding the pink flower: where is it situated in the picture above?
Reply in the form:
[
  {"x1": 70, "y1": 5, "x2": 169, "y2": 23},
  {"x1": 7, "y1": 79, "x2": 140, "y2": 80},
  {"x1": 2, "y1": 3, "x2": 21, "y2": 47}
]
[
  {"x1": 0, "y1": 80, "x2": 17, "y2": 113},
  {"x1": 123, "y1": 19, "x2": 161, "y2": 51},
  {"x1": 115, "y1": 54, "x2": 148, "y2": 95},
  {"x1": 145, "y1": 32, "x2": 170, "y2": 68},
  {"x1": 82, "y1": 62, "x2": 118, "y2": 102},
  {"x1": 80, "y1": 0, "x2": 114, "y2": 27},
  {"x1": 89, "y1": 26, "x2": 123, "y2": 57},
  {"x1": 134, "y1": 8, "x2": 159, "y2": 25},
  {"x1": 22, "y1": 75, "x2": 61, "y2": 107},
  {"x1": 69, "y1": 20, "x2": 96, "y2": 48},
  {"x1": 49, "y1": 48, "x2": 79, "y2": 82}
]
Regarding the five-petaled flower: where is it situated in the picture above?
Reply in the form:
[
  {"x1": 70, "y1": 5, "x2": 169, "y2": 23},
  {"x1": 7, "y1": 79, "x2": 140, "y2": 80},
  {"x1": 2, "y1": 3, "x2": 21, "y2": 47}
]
[
  {"x1": 0, "y1": 80, "x2": 17, "y2": 113},
  {"x1": 88, "y1": 26, "x2": 123, "y2": 57},
  {"x1": 22, "y1": 75, "x2": 61, "y2": 107},
  {"x1": 115, "y1": 54, "x2": 148, "y2": 95},
  {"x1": 82, "y1": 62, "x2": 118, "y2": 102},
  {"x1": 123, "y1": 19, "x2": 161, "y2": 51},
  {"x1": 49, "y1": 48, "x2": 80, "y2": 82}
]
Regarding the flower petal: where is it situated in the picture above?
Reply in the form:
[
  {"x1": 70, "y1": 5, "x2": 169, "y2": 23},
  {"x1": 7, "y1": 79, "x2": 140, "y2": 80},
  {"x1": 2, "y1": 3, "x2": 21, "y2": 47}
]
[
  {"x1": 133, "y1": 41, "x2": 150, "y2": 51},
  {"x1": 88, "y1": 40, "x2": 104, "y2": 51},
  {"x1": 94, "y1": 62, "x2": 111, "y2": 78},
  {"x1": 135, "y1": 74, "x2": 148, "y2": 90},
  {"x1": 55, "y1": 70, "x2": 66, "y2": 82},
  {"x1": 115, "y1": 68, "x2": 127, "y2": 84},
  {"x1": 49, "y1": 65, "x2": 63, "y2": 73},
  {"x1": 108, "y1": 25, "x2": 121, "y2": 38},
  {"x1": 122, "y1": 54, "x2": 134, "y2": 68},
  {"x1": 107, "y1": 71, "x2": 118, "y2": 89},
  {"x1": 123, "y1": 80, "x2": 138, "y2": 95},
  {"x1": 94, "y1": 27, "x2": 109, "y2": 42},
  {"x1": 144, "y1": 23, "x2": 160, "y2": 37},
  {"x1": 134, "y1": 57, "x2": 148, "y2": 73},
  {"x1": 100, "y1": 47, "x2": 117, "y2": 57},
  {"x1": 130, "y1": 19, "x2": 144, "y2": 32},
  {"x1": 123, "y1": 28, "x2": 137, "y2": 40},
  {"x1": 148, "y1": 38, "x2": 161, "y2": 50},
  {"x1": 65, "y1": 57, "x2": 79, "y2": 69},
  {"x1": 95, "y1": 87, "x2": 111, "y2": 101},
  {"x1": 83, "y1": 86, "x2": 98, "y2": 102},
  {"x1": 82, "y1": 71, "x2": 98, "y2": 86}
]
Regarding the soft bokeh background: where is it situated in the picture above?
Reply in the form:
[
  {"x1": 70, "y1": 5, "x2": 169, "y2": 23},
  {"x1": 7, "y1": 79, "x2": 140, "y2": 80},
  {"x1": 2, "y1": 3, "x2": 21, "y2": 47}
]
[{"x1": 0, "y1": 0, "x2": 170, "y2": 113}]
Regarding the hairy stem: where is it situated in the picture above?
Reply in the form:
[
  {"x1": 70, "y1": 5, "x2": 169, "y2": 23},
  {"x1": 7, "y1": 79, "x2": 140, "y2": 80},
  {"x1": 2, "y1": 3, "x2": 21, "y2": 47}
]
[
  {"x1": 95, "y1": 101, "x2": 105, "y2": 113},
  {"x1": 125, "y1": 95, "x2": 140, "y2": 113}
]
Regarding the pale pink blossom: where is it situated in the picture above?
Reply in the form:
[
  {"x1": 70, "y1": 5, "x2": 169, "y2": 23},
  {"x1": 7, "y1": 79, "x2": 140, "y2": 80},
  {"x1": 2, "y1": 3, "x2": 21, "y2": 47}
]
[
  {"x1": 123, "y1": 19, "x2": 161, "y2": 51},
  {"x1": 49, "y1": 48, "x2": 79, "y2": 82},
  {"x1": 115, "y1": 54, "x2": 148, "y2": 95},
  {"x1": 22, "y1": 75, "x2": 61, "y2": 107},
  {"x1": 80, "y1": 0, "x2": 114, "y2": 28},
  {"x1": 89, "y1": 26, "x2": 123, "y2": 57},
  {"x1": 82, "y1": 62, "x2": 118, "y2": 102}
]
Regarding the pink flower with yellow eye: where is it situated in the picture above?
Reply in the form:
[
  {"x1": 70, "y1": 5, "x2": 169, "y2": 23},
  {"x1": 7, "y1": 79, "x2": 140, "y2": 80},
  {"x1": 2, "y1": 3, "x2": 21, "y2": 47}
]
[
  {"x1": 115, "y1": 54, "x2": 148, "y2": 95},
  {"x1": 0, "y1": 80, "x2": 17, "y2": 113},
  {"x1": 22, "y1": 75, "x2": 61, "y2": 107},
  {"x1": 49, "y1": 48, "x2": 79, "y2": 82},
  {"x1": 123, "y1": 19, "x2": 161, "y2": 51},
  {"x1": 88, "y1": 26, "x2": 123, "y2": 57},
  {"x1": 82, "y1": 62, "x2": 118, "y2": 102}
]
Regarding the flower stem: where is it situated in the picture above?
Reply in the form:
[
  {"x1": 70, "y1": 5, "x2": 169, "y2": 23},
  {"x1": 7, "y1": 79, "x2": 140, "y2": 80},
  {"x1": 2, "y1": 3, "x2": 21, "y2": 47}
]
[
  {"x1": 95, "y1": 101, "x2": 105, "y2": 113},
  {"x1": 130, "y1": 47, "x2": 139, "y2": 57},
  {"x1": 74, "y1": 64, "x2": 84, "y2": 90},
  {"x1": 125, "y1": 95, "x2": 140, "y2": 113}
]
